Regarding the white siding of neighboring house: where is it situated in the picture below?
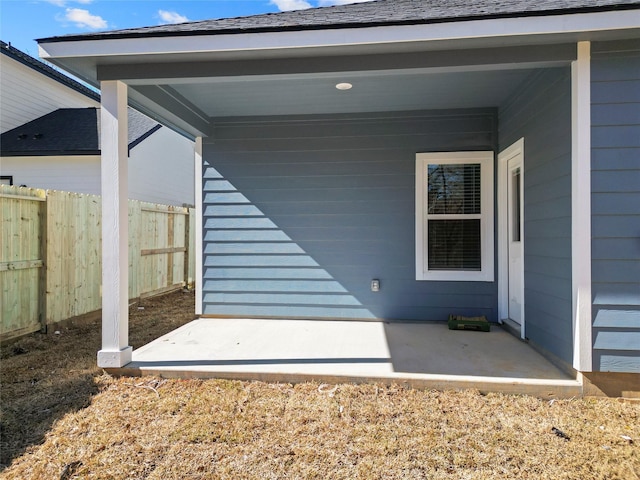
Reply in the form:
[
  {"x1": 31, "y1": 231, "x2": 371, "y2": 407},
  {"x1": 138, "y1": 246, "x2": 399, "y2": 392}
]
[
  {"x1": 1, "y1": 53, "x2": 194, "y2": 206},
  {"x1": 0, "y1": 155, "x2": 101, "y2": 193},
  {"x1": 0, "y1": 129, "x2": 194, "y2": 205},
  {"x1": 0, "y1": 54, "x2": 98, "y2": 133},
  {"x1": 128, "y1": 127, "x2": 195, "y2": 206}
]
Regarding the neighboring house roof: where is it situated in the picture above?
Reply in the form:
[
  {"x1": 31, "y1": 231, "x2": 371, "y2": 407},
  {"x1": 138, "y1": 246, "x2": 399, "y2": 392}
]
[
  {"x1": 127, "y1": 108, "x2": 162, "y2": 150},
  {"x1": 1, "y1": 40, "x2": 99, "y2": 102},
  {"x1": 38, "y1": 0, "x2": 640, "y2": 42},
  {"x1": 0, "y1": 107, "x2": 161, "y2": 156}
]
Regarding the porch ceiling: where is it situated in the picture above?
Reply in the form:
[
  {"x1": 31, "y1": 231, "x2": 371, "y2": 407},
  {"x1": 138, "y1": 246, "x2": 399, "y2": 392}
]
[
  {"x1": 114, "y1": 62, "x2": 547, "y2": 138},
  {"x1": 164, "y1": 68, "x2": 536, "y2": 118}
]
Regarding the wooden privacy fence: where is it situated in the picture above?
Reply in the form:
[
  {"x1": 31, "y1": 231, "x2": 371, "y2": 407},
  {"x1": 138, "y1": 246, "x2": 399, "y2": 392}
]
[{"x1": 0, "y1": 185, "x2": 196, "y2": 342}]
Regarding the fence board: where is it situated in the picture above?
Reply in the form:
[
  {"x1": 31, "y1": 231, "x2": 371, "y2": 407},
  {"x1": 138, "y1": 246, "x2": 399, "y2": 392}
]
[
  {"x1": 0, "y1": 260, "x2": 44, "y2": 271},
  {"x1": 136, "y1": 203, "x2": 190, "y2": 297},
  {"x1": 1, "y1": 186, "x2": 195, "y2": 340},
  {"x1": 187, "y1": 207, "x2": 196, "y2": 287},
  {"x1": 0, "y1": 186, "x2": 46, "y2": 340},
  {"x1": 129, "y1": 201, "x2": 142, "y2": 300},
  {"x1": 46, "y1": 190, "x2": 102, "y2": 323}
]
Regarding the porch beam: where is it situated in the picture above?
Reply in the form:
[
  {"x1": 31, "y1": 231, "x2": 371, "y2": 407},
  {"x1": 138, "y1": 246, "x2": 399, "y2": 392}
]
[
  {"x1": 571, "y1": 41, "x2": 592, "y2": 372},
  {"x1": 129, "y1": 85, "x2": 211, "y2": 137},
  {"x1": 96, "y1": 44, "x2": 577, "y2": 82},
  {"x1": 97, "y1": 80, "x2": 132, "y2": 368}
]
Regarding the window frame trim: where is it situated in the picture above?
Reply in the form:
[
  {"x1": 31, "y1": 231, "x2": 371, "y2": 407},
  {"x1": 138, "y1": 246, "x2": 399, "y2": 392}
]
[
  {"x1": 0, "y1": 176, "x2": 13, "y2": 186},
  {"x1": 415, "y1": 151, "x2": 494, "y2": 282}
]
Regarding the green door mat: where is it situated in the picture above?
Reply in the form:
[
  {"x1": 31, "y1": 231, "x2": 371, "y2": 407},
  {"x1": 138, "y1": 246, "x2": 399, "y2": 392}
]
[{"x1": 448, "y1": 315, "x2": 490, "y2": 332}]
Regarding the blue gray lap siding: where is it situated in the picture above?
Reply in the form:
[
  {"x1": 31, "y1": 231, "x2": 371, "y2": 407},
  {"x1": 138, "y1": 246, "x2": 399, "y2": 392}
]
[
  {"x1": 498, "y1": 68, "x2": 574, "y2": 365},
  {"x1": 591, "y1": 40, "x2": 640, "y2": 373},
  {"x1": 201, "y1": 55, "x2": 639, "y2": 373},
  {"x1": 202, "y1": 109, "x2": 498, "y2": 321}
]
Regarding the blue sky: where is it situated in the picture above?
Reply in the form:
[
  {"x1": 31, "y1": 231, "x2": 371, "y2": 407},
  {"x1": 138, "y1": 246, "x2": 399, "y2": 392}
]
[{"x1": 0, "y1": 0, "x2": 372, "y2": 58}]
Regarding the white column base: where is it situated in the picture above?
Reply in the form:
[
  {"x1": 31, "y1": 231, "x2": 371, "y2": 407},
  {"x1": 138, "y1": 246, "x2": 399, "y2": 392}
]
[{"x1": 97, "y1": 346, "x2": 133, "y2": 368}]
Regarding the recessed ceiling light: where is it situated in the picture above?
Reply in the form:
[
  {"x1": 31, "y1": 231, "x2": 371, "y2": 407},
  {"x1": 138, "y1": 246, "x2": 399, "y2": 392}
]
[{"x1": 335, "y1": 82, "x2": 353, "y2": 91}]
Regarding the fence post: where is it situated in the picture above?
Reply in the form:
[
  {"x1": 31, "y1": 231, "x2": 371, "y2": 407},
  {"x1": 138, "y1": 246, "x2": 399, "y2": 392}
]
[
  {"x1": 183, "y1": 207, "x2": 191, "y2": 288},
  {"x1": 167, "y1": 207, "x2": 175, "y2": 287},
  {"x1": 39, "y1": 191, "x2": 48, "y2": 333},
  {"x1": 129, "y1": 201, "x2": 141, "y2": 300}
]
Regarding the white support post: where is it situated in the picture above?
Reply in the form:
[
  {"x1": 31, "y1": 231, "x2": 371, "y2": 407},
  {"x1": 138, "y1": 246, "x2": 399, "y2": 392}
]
[
  {"x1": 194, "y1": 137, "x2": 203, "y2": 315},
  {"x1": 571, "y1": 41, "x2": 593, "y2": 372},
  {"x1": 98, "y1": 80, "x2": 132, "y2": 368}
]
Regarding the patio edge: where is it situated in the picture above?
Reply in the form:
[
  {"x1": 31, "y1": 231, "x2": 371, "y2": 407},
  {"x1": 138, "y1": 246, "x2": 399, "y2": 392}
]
[{"x1": 107, "y1": 366, "x2": 583, "y2": 399}]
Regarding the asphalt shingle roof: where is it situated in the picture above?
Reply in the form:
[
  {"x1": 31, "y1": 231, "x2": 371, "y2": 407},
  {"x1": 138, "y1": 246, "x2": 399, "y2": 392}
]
[
  {"x1": 38, "y1": 0, "x2": 640, "y2": 42},
  {"x1": 1, "y1": 108, "x2": 99, "y2": 156},
  {"x1": 0, "y1": 108, "x2": 160, "y2": 156},
  {"x1": 127, "y1": 108, "x2": 161, "y2": 149}
]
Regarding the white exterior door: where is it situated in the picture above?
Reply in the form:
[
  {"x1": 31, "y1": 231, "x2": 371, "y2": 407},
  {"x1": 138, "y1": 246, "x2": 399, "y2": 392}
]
[{"x1": 498, "y1": 139, "x2": 525, "y2": 339}]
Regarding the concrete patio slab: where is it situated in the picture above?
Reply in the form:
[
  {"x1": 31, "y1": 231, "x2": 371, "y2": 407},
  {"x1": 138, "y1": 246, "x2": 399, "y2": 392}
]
[{"x1": 118, "y1": 318, "x2": 582, "y2": 398}]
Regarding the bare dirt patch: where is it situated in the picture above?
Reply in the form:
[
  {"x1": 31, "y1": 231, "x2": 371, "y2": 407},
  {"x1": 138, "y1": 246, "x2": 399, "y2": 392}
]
[{"x1": 1, "y1": 290, "x2": 639, "y2": 479}]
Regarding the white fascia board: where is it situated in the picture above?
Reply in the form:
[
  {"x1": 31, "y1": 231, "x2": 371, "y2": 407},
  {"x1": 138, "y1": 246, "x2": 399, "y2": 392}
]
[{"x1": 39, "y1": 10, "x2": 640, "y2": 62}]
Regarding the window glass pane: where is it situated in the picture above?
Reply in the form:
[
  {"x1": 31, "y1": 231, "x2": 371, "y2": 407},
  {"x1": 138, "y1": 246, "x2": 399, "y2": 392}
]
[
  {"x1": 512, "y1": 169, "x2": 521, "y2": 242},
  {"x1": 427, "y1": 163, "x2": 481, "y2": 215},
  {"x1": 428, "y1": 219, "x2": 481, "y2": 271}
]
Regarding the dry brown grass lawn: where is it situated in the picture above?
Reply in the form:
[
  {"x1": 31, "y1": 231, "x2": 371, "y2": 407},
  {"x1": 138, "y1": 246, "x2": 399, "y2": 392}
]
[{"x1": 1, "y1": 290, "x2": 639, "y2": 479}]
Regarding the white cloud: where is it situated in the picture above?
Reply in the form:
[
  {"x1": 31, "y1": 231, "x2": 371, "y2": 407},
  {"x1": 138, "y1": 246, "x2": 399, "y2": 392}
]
[
  {"x1": 63, "y1": 8, "x2": 107, "y2": 29},
  {"x1": 270, "y1": 0, "x2": 312, "y2": 11},
  {"x1": 158, "y1": 10, "x2": 189, "y2": 24}
]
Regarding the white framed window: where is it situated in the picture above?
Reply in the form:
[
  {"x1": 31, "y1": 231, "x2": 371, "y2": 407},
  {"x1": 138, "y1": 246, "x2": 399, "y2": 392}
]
[{"x1": 416, "y1": 151, "x2": 494, "y2": 282}]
